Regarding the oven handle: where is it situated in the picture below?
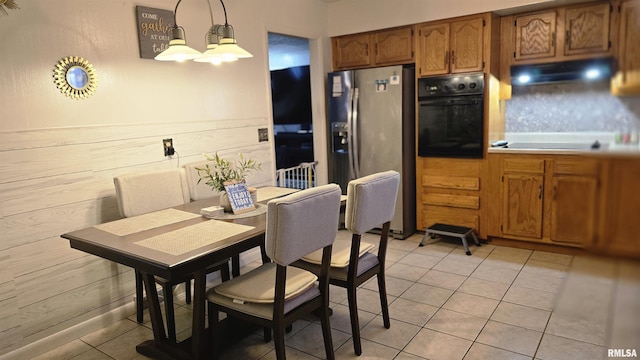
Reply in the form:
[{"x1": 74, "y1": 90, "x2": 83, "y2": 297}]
[{"x1": 419, "y1": 99, "x2": 481, "y2": 107}]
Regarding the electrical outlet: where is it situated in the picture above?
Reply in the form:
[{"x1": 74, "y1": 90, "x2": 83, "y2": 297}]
[
  {"x1": 258, "y1": 128, "x2": 268, "y2": 142},
  {"x1": 163, "y1": 138, "x2": 175, "y2": 156}
]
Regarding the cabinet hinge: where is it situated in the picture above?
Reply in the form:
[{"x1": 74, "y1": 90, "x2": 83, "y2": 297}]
[
  {"x1": 619, "y1": 4, "x2": 621, "y2": 13},
  {"x1": 610, "y1": 4, "x2": 613, "y2": 12},
  {"x1": 482, "y1": 61, "x2": 485, "y2": 69},
  {"x1": 608, "y1": 40, "x2": 612, "y2": 50},
  {"x1": 483, "y1": 19, "x2": 486, "y2": 27},
  {"x1": 513, "y1": 52, "x2": 516, "y2": 58},
  {"x1": 501, "y1": 175, "x2": 504, "y2": 182},
  {"x1": 500, "y1": 224, "x2": 503, "y2": 232},
  {"x1": 514, "y1": 20, "x2": 517, "y2": 27}
]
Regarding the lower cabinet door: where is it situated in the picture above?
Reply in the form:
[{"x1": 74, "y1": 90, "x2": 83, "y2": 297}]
[
  {"x1": 550, "y1": 175, "x2": 597, "y2": 246},
  {"x1": 502, "y1": 174, "x2": 544, "y2": 239}
]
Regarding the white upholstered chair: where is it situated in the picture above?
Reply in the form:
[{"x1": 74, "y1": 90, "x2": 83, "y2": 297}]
[
  {"x1": 114, "y1": 168, "x2": 230, "y2": 341},
  {"x1": 293, "y1": 171, "x2": 400, "y2": 355},
  {"x1": 183, "y1": 160, "x2": 221, "y2": 201},
  {"x1": 206, "y1": 184, "x2": 341, "y2": 360}
]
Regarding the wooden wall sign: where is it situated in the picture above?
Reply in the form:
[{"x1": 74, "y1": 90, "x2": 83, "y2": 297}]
[{"x1": 136, "y1": 6, "x2": 174, "y2": 59}]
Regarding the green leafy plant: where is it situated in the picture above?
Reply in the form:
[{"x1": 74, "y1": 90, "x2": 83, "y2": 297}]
[{"x1": 196, "y1": 152, "x2": 261, "y2": 193}]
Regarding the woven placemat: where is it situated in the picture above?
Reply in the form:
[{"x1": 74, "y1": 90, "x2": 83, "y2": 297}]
[
  {"x1": 209, "y1": 204, "x2": 267, "y2": 220},
  {"x1": 94, "y1": 209, "x2": 201, "y2": 236},
  {"x1": 134, "y1": 220, "x2": 255, "y2": 256},
  {"x1": 256, "y1": 187, "x2": 299, "y2": 202}
]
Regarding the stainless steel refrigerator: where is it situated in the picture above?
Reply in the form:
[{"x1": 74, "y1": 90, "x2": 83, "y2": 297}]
[{"x1": 327, "y1": 65, "x2": 416, "y2": 239}]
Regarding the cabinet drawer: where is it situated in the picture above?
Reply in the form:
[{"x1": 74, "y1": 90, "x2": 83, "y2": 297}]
[
  {"x1": 423, "y1": 193, "x2": 480, "y2": 209},
  {"x1": 552, "y1": 158, "x2": 598, "y2": 176},
  {"x1": 503, "y1": 158, "x2": 545, "y2": 174},
  {"x1": 422, "y1": 175, "x2": 480, "y2": 190}
]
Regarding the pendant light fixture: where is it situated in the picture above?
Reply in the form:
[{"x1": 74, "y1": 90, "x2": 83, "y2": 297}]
[
  {"x1": 193, "y1": 0, "x2": 229, "y2": 64},
  {"x1": 194, "y1": 0, "x2": 252, "y2": 63},
  {"x1": 154, "y1": 0, "x2": 202, "y2": 61}
]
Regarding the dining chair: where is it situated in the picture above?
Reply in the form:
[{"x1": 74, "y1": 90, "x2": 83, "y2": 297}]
[
  {"x1": 293, "y1": 170, "x2": 400, "y2": 355},
  {"x1": 183, "y1": 160, "x2": 252, "y2": 277},
  {"x1": 113, "y1": 168, "x2": 230, "y2": 342},
  {"x1": 206, "y1": 184, "x2": 341, "y2": 360}
]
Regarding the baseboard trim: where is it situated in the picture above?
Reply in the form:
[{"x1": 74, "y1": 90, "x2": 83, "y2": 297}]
[
  {"x1": 0, "y1": 302, "x2": 135, "y2": 360},
  {"x1": 1, "y1": 248, "x2": 263, "y2": 360}
]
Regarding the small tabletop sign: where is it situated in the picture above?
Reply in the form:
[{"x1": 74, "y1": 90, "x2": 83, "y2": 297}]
[{"x1": 223, "y1": 179, "x2": 256, "y2": 214}]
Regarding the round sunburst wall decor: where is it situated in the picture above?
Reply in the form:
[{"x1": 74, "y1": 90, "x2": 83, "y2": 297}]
[
  {"x1": 53, "y1": 56, "x2": 98, "y2": 100},
  {"x1": 0, "y1": 0, "x2": 20, "y2": 16}
]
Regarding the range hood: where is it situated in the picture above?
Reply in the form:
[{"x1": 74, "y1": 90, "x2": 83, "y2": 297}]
[{"x1": 511, "y1": 57, "x2": 614, "y2": 85}]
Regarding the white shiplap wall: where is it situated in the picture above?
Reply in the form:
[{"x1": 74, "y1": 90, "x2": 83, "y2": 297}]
[{"x1": 0, "y1": 0, "x2": 331, "y2": 356}]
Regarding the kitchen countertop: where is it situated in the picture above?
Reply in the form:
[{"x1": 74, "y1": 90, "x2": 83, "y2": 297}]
[
  {"x1": 487, "y1": 132, "x2": 640, "y2": 157},
  {"x1": 488, "y1": 143, "x2": 640, "y2": 157}
]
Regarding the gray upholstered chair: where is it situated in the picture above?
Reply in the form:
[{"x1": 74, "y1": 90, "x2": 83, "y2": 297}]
[
  {"x1": 206, "y1": 184, "x2": 341, "y2": 360},
  {"x1": 114, "y1": 168, "x2": 230, "y2": 341},
  {"x1": 293, "y1": 170, "x2": 400, "y2": 356},
  {"x1": 184, "y1": 160, "x2": 253, "y2": 277}
]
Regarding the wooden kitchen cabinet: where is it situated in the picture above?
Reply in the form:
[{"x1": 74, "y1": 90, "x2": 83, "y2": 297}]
[
  {"x1": 598, "y1": 158, "x2": 640, "y2": 258},
  {"x1": 332, "y1": 26, "x2": 414, "y2": 70},
  {"x1": 549, "y1": 158, "x2": 599, "y2": 246},
  {"x1": 612, "y1": 0, "x2": 640, "y2": 95},
  {"x1": 416, "y1": 157, "x2": 484, "y2": 238},
  {"x1": 332, "y1": 33, "x2": 371, "y2": 70},
  {"x1": 500, "y1": 1, "x2": 615, "y2": 99},
  {"x1": 513, "y1": 2, "x2": 612, "y2": 63},
  {"x1": 500, "y1": 158, "x2": 545, "y2": 239},
  {"x1": 564, "y1": 3, "x2": 611, "y2": 56},
  {"x1": 372, "y1": 27, "x2": 414, "y2": 66},
  {"x1": 514, "y1": 11, "x2": 558, "y2": 61},
  {"x1": 416, "y1": 16, "x2": 484, "y2": 76},
  {"x1": 488, "y1": 154, "x2": 601, "y2": 248}
]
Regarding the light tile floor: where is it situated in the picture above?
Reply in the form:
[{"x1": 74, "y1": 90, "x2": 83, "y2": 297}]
[{"x1": 33, "y1": 232, "x2": 640, "y2": 360}]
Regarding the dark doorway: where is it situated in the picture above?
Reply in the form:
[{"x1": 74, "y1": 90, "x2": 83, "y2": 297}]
[{"x1": 267, "y1": 33, "x2": 314, "y2": 170}]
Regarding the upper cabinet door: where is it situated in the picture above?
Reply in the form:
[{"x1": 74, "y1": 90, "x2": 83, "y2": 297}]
[
  {"x1": 417, "y1": 23, "x2": 450, "y2": 76},
  {"x1": 564, "y1": 3, "x2": 611, "y2": 56},
  {"x1": 515, "y1": 11, "x2": 557, "y2": 61},
  {"x1": 373, "y1": 26, "x2": 414, "y2": 66},
  {"x1": 332, "y1": 33, "x2": 372, "y2": 70},
  {"x1": 450, "y1": 17, "x2": 484, "y2": 73},
  {"x1": 613, "y1": 0, "x2": 640, "y2": 94}
]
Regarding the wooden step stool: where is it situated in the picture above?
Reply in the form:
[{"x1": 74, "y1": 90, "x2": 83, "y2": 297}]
[{"x1": 419, "y1": 223, "x2": 480, "y2": 255}]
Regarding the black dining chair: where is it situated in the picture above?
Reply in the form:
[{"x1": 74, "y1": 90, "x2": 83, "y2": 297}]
[
  {"x1": 293, "y1": 170, "x2": 400, "y2": 355},
  {"x1": 206, "y1": 184, "x2": 341, "y2": 360}
]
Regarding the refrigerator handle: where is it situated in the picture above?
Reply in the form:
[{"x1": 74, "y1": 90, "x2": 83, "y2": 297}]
[
  {"x1": 352, "y1": 87, "x2": 361, "y2": 179},
  {"x1": 346, "y1": 88, "x2": 356, "y2": 179}
]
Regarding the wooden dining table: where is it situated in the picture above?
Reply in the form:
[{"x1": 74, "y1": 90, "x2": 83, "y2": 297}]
[{"x1": 61, "y1": 187, "x2": 301, "y2": 360}]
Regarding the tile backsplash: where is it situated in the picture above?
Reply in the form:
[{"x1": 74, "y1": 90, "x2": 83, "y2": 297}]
[{"x1": 505, "y1": 81, "x2": 640, "y2": 132}]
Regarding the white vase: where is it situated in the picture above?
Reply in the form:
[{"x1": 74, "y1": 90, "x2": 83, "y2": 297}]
[
  {"x1": 220, "y1": 193, "x2": 232, "y2": 212},
  {"x1": 248, "y1": 187, "x2": 258, "y2": 205}
]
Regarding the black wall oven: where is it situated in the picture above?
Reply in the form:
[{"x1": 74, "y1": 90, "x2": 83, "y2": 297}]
[{"x1": 417, "y1": 73, "x2": 484, "y2": 158}]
